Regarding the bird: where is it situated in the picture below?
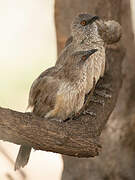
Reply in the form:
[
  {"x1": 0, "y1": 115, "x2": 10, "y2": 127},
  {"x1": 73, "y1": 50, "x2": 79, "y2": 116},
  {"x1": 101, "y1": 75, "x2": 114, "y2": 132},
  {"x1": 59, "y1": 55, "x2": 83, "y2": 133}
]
[
  {"x1": 14, "y1": 49, "x2": 98, "y2": 170},
  {"x1": 56, "y1": 13, "x2": 121, "y2": 95}
]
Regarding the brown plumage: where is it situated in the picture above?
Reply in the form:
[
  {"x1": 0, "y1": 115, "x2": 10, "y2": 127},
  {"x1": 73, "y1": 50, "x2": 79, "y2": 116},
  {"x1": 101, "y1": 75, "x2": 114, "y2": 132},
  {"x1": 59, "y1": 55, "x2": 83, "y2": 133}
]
[
  {"x1": 14, "y1": 49, "x2": 98, "y2": 170},
  {"x1": 56, "y1": 13, "x2": 121, "y2": 94}
]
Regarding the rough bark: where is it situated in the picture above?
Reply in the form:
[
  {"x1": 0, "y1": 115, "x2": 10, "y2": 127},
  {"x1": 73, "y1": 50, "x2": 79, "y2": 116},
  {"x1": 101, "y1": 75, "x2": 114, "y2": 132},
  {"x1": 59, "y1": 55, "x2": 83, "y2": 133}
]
[
  {"x1": 55, "y1": 0, "x2": 135, "y2": 179},
  {"x1": 0, "y1": 106, "x2": 100, "y2": 157},
  {"x1": 0, "y1": 1, "x2": 125, "y2": 163},
  {"x1": 0, "y1": 46, "x2": 122, "y2": 159}
]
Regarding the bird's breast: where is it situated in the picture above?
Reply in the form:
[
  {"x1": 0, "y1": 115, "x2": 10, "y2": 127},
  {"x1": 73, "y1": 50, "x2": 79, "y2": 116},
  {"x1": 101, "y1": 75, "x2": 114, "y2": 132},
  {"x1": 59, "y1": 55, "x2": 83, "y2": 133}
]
[
  {"x1": 57, "y1": 75, "x2": 86, "y2": 116},
  {"x1": 85, "y1": 46, "x2": 105, "y2": 94}
]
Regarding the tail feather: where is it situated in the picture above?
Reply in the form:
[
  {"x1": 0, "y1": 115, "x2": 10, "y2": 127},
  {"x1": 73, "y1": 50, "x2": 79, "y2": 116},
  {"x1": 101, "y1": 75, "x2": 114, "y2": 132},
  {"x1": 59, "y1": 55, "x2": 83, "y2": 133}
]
[{"x1": 14, "y1": 145, "x2": 32, "y2": 171}]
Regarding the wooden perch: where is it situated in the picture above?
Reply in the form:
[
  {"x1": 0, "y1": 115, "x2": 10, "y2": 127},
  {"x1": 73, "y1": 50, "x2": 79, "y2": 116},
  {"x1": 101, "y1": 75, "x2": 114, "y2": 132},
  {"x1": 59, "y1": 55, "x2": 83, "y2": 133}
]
[{"x1": 0, "y1": 47, "x2": 124, "y2": 158}]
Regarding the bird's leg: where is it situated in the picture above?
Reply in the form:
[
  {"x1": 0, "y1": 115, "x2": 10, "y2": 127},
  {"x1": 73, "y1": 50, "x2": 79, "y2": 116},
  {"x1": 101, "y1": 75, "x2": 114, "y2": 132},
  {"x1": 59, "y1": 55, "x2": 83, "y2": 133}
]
[
  {"x1": 95, "y1": 76, "x2": 112, "y2": 98},
  {"x1": 96, "y1": 65, "x2": 113, "y2": 92}
]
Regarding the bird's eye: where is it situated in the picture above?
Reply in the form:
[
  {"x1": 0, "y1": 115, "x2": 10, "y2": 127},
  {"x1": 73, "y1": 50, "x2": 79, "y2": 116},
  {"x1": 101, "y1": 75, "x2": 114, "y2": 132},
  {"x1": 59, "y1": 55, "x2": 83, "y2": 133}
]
[
  {"x1": 80, "y1": 20, "x2": 87, "y2": 26},
  {"x1": 81, "y1": 55, "x2": 87, "y2": 61}
]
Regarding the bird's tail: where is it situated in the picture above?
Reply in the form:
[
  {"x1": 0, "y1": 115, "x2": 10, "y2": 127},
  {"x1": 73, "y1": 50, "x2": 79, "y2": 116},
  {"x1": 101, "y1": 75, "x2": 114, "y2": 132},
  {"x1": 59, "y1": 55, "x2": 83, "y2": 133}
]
[{"x1": 14, "y1": 145, "x2": 32, "y2": 171}]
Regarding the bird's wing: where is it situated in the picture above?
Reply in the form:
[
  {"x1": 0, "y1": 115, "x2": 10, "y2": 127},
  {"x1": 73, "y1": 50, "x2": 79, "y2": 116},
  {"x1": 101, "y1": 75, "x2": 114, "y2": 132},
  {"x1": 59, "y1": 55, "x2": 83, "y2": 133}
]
[
  {"x1": 32, "y1": 76, "x2": 59, "y2": 117},
  {"x1": 27, "y1": 68, "x2": 60, "y2": 117}
]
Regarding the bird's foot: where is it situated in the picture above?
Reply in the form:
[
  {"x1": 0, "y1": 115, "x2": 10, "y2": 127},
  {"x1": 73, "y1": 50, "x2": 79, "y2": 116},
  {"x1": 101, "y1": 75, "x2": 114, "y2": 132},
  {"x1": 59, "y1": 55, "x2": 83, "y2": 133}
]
[
  {"x1": 97, "y1": 83, "x2": 113, "y2": 92},
  {"x1": 65, "y1": 109, "x2": 96, "y2": 121},
  {"x1": 81, "y1": 110, "x2": 96, "y2": 117},
  {"x1": 90, "y1": 96, "x2": 105, "y2": 106},
  {"x1": 95, "y1": 89, "x2": 112, "y2": 99}
]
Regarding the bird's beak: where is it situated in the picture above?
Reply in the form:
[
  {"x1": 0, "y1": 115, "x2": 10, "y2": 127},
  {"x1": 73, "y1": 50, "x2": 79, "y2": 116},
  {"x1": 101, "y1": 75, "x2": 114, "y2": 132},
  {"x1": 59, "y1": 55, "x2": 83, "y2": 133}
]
[
  {"x1": 86, "y1": 49, "x2": 98, "y2": 59},
  {"x1": 87, "y1": 16, "x2": 99, "y2": 25}
]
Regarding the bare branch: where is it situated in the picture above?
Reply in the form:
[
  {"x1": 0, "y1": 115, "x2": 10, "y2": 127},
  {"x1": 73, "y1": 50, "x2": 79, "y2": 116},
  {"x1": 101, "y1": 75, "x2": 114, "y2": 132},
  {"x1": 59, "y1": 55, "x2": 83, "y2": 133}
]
[
  {"x1": 0, "y1": 46, "x2": 124, "y2": 158},
  {"x1": 0, "y1": 106, "x2": 101, "y2": 157}
]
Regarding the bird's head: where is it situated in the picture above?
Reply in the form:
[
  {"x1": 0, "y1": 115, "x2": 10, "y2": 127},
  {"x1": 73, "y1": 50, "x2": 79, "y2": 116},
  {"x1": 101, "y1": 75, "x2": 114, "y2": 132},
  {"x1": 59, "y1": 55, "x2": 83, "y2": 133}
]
[{"x1": 71, "y1": 13, "x2": 102, "y2": 44}]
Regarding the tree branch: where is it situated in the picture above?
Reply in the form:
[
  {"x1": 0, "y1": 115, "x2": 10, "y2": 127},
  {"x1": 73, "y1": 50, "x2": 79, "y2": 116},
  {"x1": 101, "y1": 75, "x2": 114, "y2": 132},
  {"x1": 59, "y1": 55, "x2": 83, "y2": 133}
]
[{"x1": 0, "y1": 47, "x2": 124, "y2": 158}]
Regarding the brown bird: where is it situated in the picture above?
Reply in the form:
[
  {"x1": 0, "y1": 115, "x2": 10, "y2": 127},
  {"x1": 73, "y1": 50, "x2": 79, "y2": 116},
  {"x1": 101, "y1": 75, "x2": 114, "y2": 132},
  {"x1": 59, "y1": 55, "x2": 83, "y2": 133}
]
[
  {"x1": 14, "y1": 49, "x2": 98, "y2": 170},
  {"x1": 56, "y1": 13, "x2": 121, "y2": 95}
]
